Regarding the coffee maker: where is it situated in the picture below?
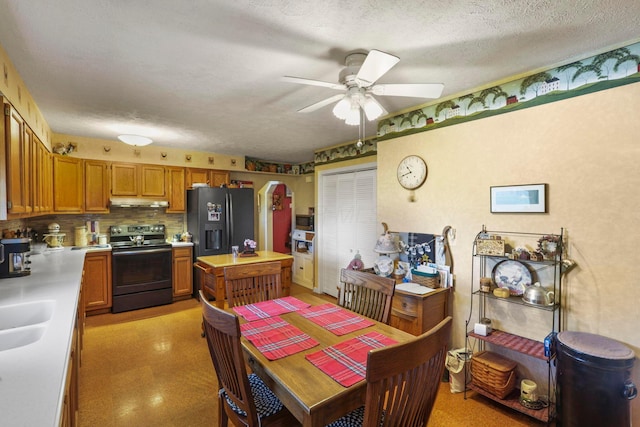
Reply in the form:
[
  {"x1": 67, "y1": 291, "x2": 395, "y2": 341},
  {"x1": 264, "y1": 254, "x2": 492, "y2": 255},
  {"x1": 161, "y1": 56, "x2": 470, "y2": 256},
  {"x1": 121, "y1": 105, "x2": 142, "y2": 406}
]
[{"x1": 0, "y1": 238, "x2": 31, "y2": 278}]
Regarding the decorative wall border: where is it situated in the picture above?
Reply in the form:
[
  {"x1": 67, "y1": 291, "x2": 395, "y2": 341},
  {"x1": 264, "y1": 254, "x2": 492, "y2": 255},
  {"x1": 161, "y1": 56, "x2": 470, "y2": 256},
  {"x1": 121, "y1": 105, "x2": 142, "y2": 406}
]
[
  {"x1": 253, "y1": 41, "x2": 640, "y2": 168},
  {"x1": 377, "y1": 41, "x2": 640, "y2": 140},
  {"x1": 245, "y1": 157, "x2": 315, "y2": 175}
]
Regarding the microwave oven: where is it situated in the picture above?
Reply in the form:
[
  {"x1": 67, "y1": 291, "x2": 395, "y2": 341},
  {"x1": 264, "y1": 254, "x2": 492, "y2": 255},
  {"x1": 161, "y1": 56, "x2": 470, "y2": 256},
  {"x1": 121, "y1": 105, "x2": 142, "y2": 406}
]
[{"x1": 295, "y1": 214, "x2": 314, "y2": 231}]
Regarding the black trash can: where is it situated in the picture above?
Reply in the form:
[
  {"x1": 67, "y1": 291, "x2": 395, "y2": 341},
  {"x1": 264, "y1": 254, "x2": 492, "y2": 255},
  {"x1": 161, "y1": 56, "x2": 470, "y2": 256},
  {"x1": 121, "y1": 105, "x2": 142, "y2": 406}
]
[{"x1": 556, "y1": 331, "x2": 637, "y2": 427}]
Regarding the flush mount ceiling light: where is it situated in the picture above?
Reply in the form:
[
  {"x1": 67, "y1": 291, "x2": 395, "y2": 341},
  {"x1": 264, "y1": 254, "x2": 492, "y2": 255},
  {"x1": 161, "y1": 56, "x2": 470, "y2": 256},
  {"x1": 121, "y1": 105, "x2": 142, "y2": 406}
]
[{"x1": 117, "y1": 134, "x2": 153, "y2": 146}]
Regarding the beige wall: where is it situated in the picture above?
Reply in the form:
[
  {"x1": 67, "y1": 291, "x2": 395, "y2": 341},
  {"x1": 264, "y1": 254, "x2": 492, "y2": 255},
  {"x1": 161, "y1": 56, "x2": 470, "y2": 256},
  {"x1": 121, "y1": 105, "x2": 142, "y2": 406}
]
[{"x1": 378, "y1": 81, "x2": 640, "y2": 420}]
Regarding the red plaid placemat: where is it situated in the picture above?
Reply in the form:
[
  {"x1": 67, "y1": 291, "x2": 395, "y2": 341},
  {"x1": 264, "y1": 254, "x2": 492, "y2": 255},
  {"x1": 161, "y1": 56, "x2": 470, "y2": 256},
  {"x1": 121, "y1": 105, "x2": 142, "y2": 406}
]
[
  {"x1": 241, "y1": 316, "x2": 319, "y2": 360},
  {"x1": 299, "y1": 303, "x2": 374, "y2": 335},
  {"x1": 233, "y1": 296, "x2": 311, "y2": 321},
  {"x1": 305, "y1": 332, "x2": 398, "y2": 387}
]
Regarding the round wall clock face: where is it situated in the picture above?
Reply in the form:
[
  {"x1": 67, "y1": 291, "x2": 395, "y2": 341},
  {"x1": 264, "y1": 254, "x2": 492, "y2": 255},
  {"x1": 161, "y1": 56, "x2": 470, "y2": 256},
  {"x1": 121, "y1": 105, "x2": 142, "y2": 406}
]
[{"x1": 397, "y1": 155, "x2": 428, "y2": 190}]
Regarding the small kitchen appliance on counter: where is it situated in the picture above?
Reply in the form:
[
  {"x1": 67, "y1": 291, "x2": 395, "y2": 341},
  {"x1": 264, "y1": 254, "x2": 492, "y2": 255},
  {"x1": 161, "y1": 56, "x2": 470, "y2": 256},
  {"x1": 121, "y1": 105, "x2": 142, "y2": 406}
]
[
  {"x1": 43, "y1": 222, "x2": 65, "y2": 250},
  {"x1": 0, "y1": 238, "x2": 31, "y2": 278}
]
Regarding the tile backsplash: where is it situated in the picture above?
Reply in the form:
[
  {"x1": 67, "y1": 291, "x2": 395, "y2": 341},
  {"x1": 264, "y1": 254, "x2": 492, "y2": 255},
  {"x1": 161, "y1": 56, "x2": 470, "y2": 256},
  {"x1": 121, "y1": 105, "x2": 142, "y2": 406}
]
[{"x1": 3, "y1": 209, "x2": 186, "y2": 246}]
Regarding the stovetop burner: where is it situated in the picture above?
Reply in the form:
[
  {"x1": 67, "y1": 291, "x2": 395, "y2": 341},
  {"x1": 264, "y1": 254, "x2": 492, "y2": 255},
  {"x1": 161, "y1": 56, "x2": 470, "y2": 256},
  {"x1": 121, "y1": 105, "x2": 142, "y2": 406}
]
[{"x1": 110, "y1": 224, "x2": 170, "y2": 250}]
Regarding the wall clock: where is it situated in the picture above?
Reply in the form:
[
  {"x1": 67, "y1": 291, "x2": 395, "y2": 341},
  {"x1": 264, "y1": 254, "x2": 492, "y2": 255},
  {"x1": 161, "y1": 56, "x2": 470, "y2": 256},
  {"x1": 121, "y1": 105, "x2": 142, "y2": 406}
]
[{"x1": 397, "y1": 155, "x2": 428, "y2": 190}]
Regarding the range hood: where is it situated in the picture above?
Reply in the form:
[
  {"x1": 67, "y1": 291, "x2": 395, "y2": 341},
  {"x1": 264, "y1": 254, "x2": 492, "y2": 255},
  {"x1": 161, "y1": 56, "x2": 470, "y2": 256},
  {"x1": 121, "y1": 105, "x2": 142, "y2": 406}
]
[{"x1": 110, "y1": 197, "x2": 169, "y2": 208}]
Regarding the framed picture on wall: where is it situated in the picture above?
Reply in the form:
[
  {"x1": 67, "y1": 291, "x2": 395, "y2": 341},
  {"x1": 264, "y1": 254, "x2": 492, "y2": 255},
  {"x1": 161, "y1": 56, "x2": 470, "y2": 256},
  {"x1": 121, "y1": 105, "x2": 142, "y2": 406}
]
[{"x1": 490, "y1": 184, "x2": 547, "y2": 213}]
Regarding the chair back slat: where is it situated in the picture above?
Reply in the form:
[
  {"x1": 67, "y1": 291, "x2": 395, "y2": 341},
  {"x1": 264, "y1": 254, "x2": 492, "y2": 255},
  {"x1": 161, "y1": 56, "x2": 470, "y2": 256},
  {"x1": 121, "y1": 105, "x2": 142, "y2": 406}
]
[
  {"x1": 363, "y1": 316, "x2": 452, "y2": 427},
  {"x1": 339, "y1": 269, "x2": 395, "y2": 323},
  {"x1": 224, "y1": 261, "x2": 283, "y2": 308},
  {"x1": 200, "y1": 291, "x2": 261, "y2": 425}
]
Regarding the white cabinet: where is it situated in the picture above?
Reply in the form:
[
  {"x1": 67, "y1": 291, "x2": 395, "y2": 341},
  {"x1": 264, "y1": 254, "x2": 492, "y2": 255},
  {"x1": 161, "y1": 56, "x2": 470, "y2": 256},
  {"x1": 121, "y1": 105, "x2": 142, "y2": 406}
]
[{"x1": 292, "y1": 229, "x2": 314, "y2": 288}]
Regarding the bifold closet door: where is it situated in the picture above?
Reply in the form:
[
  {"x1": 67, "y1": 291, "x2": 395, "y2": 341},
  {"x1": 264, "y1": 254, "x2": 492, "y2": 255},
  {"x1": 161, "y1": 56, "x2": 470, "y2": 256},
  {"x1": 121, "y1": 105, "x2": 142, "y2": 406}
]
[{"x1": 318, "y1": 168, "x2": 377, "y2": 297}]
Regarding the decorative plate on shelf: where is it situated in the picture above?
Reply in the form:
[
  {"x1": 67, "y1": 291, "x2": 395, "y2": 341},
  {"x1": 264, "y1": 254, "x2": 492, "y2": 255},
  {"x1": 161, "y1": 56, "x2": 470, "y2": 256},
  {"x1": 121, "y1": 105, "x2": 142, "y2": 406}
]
[{"x1": 492, "y1": 260, "x2": 532, "y2": 296}]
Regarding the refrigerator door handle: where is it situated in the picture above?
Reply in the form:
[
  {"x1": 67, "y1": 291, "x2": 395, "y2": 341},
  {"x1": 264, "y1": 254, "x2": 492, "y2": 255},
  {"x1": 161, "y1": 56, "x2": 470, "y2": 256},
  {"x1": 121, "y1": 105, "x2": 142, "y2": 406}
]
[{"x1": 227, "y1": 192, "x2": 233, "y2": 249}]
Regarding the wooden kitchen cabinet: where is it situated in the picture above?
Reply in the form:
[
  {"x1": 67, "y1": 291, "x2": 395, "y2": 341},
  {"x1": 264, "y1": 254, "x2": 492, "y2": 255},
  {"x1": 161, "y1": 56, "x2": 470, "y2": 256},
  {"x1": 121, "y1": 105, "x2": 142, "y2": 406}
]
[
  {"x1": 172, "y1": 246, "x2": 193, "y2": 299},
  {"x1": 4, "y1": 103, "x2": 29, "y2": 215},
  {"x1": 31, "y1": 136, "x2": 51, "y2": 214},
  {"x1": 389, "y1": 287, "x2": 450, "y2": 335},
  {"x1": 111, "y1": 162, "x2": 166, "y2": 197},
  {"x1": 41, "y1": 148, "x2": 53, "y2": 214},
  {"x1": 166, "y1": 166, "x2": 186, "y2": 213},
  {"x1": 53, "y1": 154, "x2": 83, "y2": 213},
  {"x1": 84, "y1": 250, "x2": 112, "y2": 314},
  {"x1": 186, "y1": 167, "x2": 229, "y2": 188},
  {"x1": 84, "y1": 159, "x2": 110, "y2": 213}
]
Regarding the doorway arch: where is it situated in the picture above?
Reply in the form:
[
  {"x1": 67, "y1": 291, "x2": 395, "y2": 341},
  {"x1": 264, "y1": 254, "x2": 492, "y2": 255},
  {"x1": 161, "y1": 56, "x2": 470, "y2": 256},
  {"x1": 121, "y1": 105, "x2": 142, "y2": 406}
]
[{"x1": 257, "y1": 181, "x2": 294, "y2": 253}]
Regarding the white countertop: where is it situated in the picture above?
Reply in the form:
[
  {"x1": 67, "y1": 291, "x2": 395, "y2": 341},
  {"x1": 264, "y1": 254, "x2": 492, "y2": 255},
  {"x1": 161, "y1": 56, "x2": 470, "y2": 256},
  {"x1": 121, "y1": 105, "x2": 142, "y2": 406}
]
[
  {"x1": 170, "y1": 241, "x2": 194, "y2": 247},
  {"x1": 0, "y1": 246, "x2": 108, "y2": 426}
]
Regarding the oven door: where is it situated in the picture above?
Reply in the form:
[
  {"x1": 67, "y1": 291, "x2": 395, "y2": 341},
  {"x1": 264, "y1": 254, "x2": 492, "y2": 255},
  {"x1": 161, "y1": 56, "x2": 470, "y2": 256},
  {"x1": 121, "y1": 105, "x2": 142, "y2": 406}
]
[{"x1": 112, "y1": 247, "x2": 173, "y2": 296}]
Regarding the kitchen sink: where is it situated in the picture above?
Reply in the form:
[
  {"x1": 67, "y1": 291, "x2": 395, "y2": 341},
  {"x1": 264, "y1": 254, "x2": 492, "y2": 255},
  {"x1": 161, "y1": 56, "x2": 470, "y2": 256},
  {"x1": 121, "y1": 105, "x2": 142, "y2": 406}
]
[
  {"x1": 0, "y1": 300, "x2": 55, "y2": 330},
  {"x1": 0, "y1": 324, "x2": 47, "y2": 351},
  {"x1": 0, "y1": 300, "x2": 54, "y2": 352}
]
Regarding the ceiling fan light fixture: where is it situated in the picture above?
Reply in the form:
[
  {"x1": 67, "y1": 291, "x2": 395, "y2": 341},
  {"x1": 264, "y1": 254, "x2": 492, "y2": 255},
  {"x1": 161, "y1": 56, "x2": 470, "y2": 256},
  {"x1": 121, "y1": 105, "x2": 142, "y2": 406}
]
[
  {"x1": 118, "y1": 134, "x2": 153, "y2": 146},
  {"x1": 345, "y1": 107, "x2": 361, "y2": 126},
  {"x1": 332, "y1": 96, "x2": 351, "y2": 120},
  {"x1": 363, "y1": 95, "x2": 385, "y2": 121}
]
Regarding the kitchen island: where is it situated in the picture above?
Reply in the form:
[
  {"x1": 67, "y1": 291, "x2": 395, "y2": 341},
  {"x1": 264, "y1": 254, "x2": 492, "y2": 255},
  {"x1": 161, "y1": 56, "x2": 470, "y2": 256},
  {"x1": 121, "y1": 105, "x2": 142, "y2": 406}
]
[
  {"x1": 195, "y1": 251, "x2": 294, "y2": 308},
  {"x1": 0, "y1": 245, "x2": 109, "y2": 426}
]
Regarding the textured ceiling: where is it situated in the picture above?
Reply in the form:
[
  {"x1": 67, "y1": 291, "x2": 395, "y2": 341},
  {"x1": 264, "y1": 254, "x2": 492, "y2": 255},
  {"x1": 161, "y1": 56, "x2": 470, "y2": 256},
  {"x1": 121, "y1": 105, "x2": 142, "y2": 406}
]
[{"x1": 0, "y1": 1, "x2": 639, "y2": 163}]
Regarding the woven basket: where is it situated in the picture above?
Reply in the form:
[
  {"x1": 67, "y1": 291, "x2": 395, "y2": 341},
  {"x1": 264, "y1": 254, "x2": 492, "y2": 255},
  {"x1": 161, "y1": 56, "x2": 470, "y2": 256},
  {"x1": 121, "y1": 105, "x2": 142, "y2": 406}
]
[
  {"x1": 411, "y1": 269, "x2": 440, "y2": 288},
  {"x1": 471, "y1": 351, "x2": 517, "y2": 399}
]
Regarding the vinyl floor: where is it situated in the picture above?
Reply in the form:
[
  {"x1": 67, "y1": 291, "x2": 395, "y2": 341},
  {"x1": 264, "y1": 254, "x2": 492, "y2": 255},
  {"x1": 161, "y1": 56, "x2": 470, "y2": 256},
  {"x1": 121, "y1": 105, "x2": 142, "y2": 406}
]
[{"x1": 78, "y1": 284, "x2": 547, "y2": 426}]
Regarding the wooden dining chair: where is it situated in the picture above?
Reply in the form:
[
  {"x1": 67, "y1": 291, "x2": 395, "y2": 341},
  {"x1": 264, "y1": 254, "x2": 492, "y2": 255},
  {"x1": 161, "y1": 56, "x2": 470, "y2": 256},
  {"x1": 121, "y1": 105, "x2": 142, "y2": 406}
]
[
  {"x1": 338, "y1": 269, "x2": 396, "y2": 324},
  {"x1": 224, "y1": 261, "x2": 283, "y2": 308},
  {"x1": 199, "y1": 291, "x2": 300, "y2": 427},
  {"x1": 327, "y1": 316, "x2": 452, "y2": 427}
]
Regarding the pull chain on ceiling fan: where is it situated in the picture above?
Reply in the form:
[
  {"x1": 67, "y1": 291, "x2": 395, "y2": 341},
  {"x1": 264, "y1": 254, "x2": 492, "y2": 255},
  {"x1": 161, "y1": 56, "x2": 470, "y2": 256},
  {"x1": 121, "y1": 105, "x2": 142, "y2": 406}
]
[{"x1": 283, "y1": 49, "x2": 444, "y2": 125}]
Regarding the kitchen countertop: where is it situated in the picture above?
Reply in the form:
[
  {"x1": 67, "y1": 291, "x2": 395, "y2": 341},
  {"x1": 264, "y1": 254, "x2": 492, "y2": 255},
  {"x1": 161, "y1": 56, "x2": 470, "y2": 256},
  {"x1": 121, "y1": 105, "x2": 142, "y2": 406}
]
[
  {"x1": 170, "y1": 241, "x2": 194, "y2": 247},
  {"x1": 196, "y1": 250, "x2": 292, "y2": 268},
  {"x1": 0, "y1": 246, "x2": 109, "y2": 426}
]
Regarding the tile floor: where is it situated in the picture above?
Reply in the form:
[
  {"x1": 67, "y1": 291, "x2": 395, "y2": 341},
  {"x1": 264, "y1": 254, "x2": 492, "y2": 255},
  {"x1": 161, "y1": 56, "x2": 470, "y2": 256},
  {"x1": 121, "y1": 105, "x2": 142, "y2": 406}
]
[{"x1": 78, "y1": 285, "x2": 545, "y2": 426}]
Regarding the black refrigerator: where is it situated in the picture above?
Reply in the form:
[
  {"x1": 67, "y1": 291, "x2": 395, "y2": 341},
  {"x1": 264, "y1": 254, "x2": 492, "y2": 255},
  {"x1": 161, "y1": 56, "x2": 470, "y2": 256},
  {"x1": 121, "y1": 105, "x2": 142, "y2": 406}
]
[{"x1": 187, "y1": 187, "x2": 255, "y2": 297}]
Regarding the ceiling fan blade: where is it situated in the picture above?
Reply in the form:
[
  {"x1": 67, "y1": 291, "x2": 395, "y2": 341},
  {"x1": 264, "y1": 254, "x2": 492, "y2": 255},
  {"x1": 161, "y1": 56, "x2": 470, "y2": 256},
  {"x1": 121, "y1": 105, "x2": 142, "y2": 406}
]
[
  {"x1": 298, "y1": 94, "x2": 346, "y2": 113},
  {"x1": 355, "y1": 50, "x2": 400, "y2": 87},
  {"x1": 370, "y1": 83, "x2": 444, "y2": 99},
  {"x1": 282, "y1": 76, "x2": 346, "y2": 90}
]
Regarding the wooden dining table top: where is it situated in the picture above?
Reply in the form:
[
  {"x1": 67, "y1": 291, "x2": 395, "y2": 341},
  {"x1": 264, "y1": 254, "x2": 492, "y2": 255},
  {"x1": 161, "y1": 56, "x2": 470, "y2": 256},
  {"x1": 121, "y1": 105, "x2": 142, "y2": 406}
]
[{"x1": 233, "y1": 293, "x2": 415, "y2": 427}]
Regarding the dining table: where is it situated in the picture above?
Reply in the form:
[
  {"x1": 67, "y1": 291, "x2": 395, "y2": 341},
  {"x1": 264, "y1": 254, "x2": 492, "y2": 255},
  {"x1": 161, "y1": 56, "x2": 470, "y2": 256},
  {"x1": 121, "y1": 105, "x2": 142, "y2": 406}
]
[{"x1": 232, "y1": 293, "x2": 415, "y2": 427}]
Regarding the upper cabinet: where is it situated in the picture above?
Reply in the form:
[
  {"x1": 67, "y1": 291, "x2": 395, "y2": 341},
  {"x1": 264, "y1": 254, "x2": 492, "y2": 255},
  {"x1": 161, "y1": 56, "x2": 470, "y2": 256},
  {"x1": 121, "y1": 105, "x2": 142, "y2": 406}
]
[
  {"x1": 84, "y1": 160, "x2": 110, "y2": 213},
  {"x1": 53, "y1": 154, "x2": 83, "y2": 213},
  {"x1": 4, "y1": 103, "x2": 53, "y2": 217},
  {"x1": 4, "y1": 104, "x2": 29, "y2": 215},
  {"x1": 166, "y1": 167, "x2": 186, "y2": 213},
  {"x1": 111, "y1": 162, "x2": 166, "y2": 197},
  {"x1": 186, "y1": 168, "x2": 229, "y2": 189}
]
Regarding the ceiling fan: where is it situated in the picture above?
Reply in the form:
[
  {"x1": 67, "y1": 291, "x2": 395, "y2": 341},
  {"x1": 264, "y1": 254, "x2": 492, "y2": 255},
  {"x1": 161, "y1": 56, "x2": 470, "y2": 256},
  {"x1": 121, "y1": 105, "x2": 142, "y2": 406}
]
[{"x1": 283, "y1": 49, "x2": 444, "y2": 125}]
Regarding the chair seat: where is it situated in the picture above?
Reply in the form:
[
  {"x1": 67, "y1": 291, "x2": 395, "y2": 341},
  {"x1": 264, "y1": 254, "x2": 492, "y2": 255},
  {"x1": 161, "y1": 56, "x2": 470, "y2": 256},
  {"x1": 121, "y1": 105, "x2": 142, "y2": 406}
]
[{"x1": 221, "y1": 373, "x2": 284, "y2": 419}]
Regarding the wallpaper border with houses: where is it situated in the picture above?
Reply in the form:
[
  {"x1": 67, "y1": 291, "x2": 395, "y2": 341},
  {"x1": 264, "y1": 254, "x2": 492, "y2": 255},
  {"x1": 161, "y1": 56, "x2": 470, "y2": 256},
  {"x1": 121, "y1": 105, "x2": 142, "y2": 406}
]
[{"x1": 377, "y1": 41, "x2": 640, "y2": 140}]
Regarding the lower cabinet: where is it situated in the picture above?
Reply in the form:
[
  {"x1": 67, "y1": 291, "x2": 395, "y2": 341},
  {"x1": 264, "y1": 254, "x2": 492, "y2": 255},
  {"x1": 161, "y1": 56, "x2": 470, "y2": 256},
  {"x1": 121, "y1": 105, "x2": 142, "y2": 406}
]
[
  {"x1": 61, "y1": 293, "x2": 81, "y2": 427},
  {"x1": 84, "y1": 251, "x2": 112, "y2": 315},
  {"x1": 389, "y1": 287, "x2": 450, "y2": 335},
  {"x1": 172, "y1": 246, "x2": 193, "y2": 300},
  {"x1": 292, "y1": 252, "x2": 314, "y2": 288}
]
